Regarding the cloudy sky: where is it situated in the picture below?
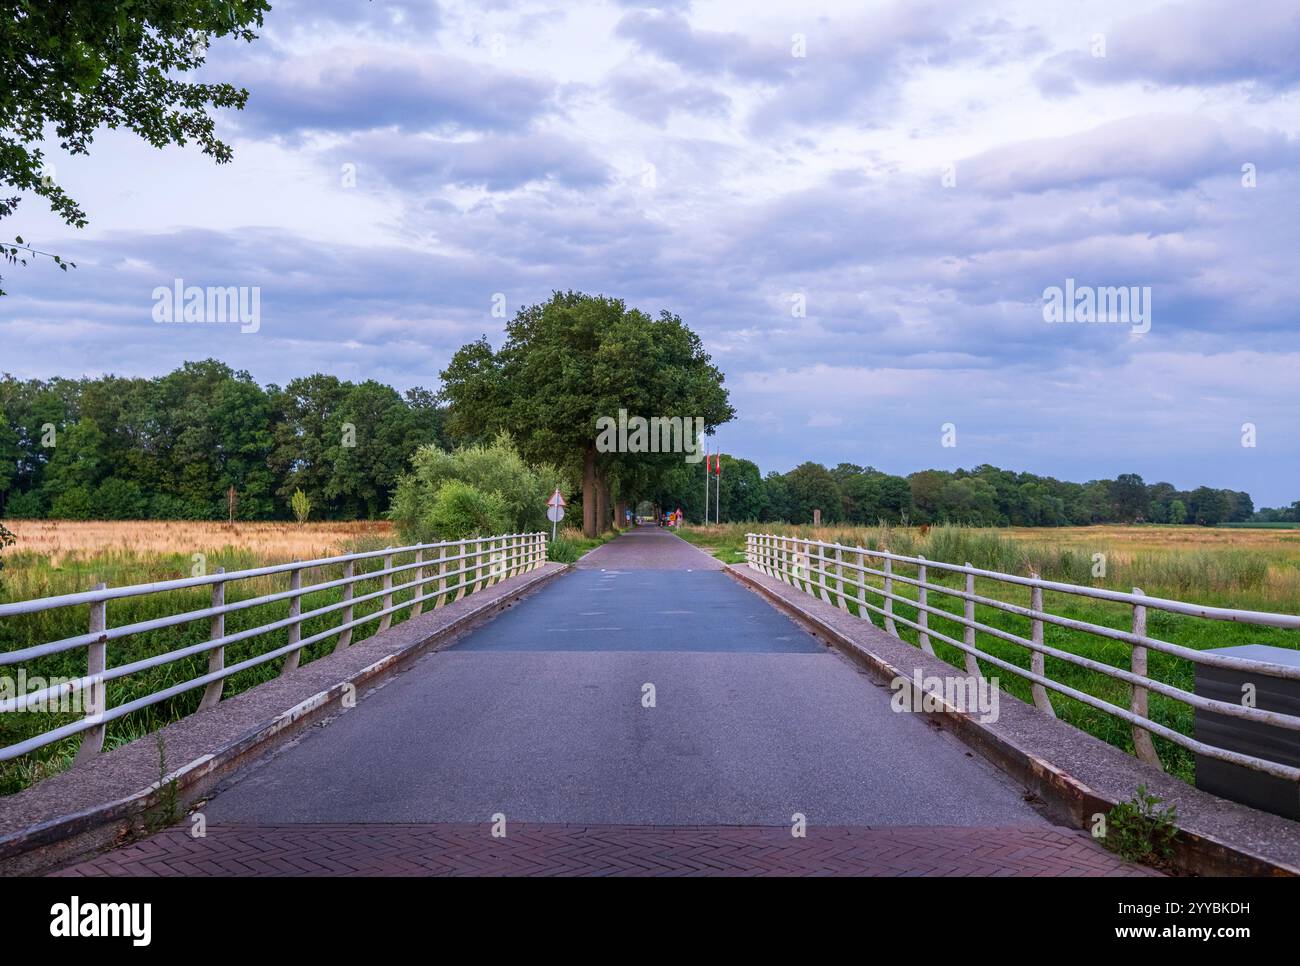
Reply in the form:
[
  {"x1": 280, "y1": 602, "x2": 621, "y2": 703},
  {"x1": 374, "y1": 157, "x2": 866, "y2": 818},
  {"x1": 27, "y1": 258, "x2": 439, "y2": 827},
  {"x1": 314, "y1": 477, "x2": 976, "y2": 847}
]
[{"x1": 3, "y1": 0, "x2": 1298, "y2": 504}]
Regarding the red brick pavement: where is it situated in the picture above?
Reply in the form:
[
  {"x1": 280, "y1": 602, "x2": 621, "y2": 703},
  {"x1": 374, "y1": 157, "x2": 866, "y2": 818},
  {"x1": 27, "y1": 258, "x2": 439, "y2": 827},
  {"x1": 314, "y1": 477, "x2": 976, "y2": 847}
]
[{"x1": 53, "y1": 823, "x2": 1159, "y2": 877}]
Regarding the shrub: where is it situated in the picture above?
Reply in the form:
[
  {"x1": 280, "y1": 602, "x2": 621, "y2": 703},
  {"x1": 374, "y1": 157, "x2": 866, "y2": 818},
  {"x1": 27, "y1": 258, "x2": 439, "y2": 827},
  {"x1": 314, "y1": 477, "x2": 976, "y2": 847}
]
[
  {"x1": 424, "y1": 480, "x2": 511, "y2": 540},
  {"x1": 50, "y1": 486, "x2": 93, "y2": 520},
  {"x1": 546, "y1": 534, "x2": 582, "y2": 563},
  {"x1": 93, "y1": 478, "x2": 147, "y2": 520},
  {"x1": 3, "y1": 490, "x2": 45, "y2": 518},
  {"x1": 390, "y1": 433, "x2": 562, "y2": 543}
]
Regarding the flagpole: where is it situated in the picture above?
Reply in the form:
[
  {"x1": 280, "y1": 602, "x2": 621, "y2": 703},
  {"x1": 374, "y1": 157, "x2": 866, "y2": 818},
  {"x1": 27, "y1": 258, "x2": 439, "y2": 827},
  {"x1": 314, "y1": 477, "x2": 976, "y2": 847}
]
[
  {"x1": 703, "y1": 440, "x2": 710, "y2": 524},
  {"x1": 715, "y1": 452, "x2": 721, "y2": 524}
]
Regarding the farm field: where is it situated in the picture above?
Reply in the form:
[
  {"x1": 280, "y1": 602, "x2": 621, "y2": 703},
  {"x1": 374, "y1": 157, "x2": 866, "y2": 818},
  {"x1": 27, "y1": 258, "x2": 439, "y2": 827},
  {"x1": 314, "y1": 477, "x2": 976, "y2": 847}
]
[{"x1": 680, "y1": 522, "x2": 1300, "y2": 782}]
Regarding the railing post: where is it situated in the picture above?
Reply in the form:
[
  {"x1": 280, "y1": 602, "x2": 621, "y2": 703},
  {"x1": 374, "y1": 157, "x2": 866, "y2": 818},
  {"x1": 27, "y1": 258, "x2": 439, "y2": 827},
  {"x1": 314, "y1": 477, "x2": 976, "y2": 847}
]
[
  {"x1": 411, "y1": 549, "x2": 425, "y2": 617},
  {"x1": 455, "y1": 540, "x2": 470, "y2": 601},
  {"x1": 282, "y1": 566, "x2": 303, "y2": 674},
  {"x1": 883, "y1": 556, "x2": 898, "y2": 636},
  {"x1": 199, "y1": 568, "x2": 226, "y2": 710},
  {"x1": 73, "y1": 582, "x2": 108, "y2": 766},
  {"x1": 856, "y1": 548, "x2": 867, "y2": 618},
  {"x1": 962, "y1": 566, "x2": 980, "y2": 677},
  {"x1": 437, "y1": 544, "x2": 449, "y2": 605},
  {"x1": 378, "y1": 548, "x2": 394, "y2": 632},
  {"x1": 834, "y1": 546, "x2": 847, "y2": 610},
  {"x1": 335, "y1": 559, "x2": 355, "y2": 651},
  {"x1": 1130, "y1": 587, "x2": 1162, "y2": 768},
  {"x1": 916, "y1": 554, "x2": 934, "y2": 654},
  {"x1": 817, "y1": 543, "x2": 831, "y2": 603},
  {"x1": 1029, "y1": 576, "x2": 1056, "y2": 716}
]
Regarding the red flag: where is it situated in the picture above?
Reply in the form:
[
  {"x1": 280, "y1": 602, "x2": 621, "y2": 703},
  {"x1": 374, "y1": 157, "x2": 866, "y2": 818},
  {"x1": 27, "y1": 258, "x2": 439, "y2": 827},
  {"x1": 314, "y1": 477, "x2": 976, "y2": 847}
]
[{"x1": 714, "y1": 455, "x2": 722, "y2": 476}]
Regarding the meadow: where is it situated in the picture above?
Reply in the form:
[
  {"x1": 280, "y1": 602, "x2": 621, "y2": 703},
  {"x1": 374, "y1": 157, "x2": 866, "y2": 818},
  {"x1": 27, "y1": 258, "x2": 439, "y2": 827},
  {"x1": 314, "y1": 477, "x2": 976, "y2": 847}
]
[
  {"x1": 0, "y1": 519, "x2": 588, "y2": 795},
  {"x1": 679, "y1": 522, "x2": 1300, "y2": 782}
]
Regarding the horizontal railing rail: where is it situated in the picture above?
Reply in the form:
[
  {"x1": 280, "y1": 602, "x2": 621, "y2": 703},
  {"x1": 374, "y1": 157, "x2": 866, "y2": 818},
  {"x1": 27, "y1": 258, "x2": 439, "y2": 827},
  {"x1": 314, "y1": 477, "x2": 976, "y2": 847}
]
[
  {"x1": 745, "y1": 532, "x2": 1300, "y2": 783},
  {"x1": 0, "y1": 533, "x2": 548, "y2": 763}
]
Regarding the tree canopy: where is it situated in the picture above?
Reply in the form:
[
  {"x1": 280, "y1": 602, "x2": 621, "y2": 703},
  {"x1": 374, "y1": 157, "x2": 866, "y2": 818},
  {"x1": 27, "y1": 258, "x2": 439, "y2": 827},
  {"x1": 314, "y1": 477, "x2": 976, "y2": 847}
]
[{"x1": 440, "y1": 291, "x2": 735, "y2": 536}]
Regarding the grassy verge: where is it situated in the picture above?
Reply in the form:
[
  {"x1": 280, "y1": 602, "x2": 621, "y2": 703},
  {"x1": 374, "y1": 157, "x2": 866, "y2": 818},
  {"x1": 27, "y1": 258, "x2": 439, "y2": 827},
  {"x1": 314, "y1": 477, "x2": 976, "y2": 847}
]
[{"x1": 685, "y1": 522, "x2": 1300, "y2": 784}]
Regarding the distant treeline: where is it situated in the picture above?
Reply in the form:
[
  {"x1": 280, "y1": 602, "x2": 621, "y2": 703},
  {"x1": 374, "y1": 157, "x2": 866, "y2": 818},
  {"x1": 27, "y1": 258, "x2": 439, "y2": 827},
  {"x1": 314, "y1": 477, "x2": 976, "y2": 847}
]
[
  {"x1": 2, "y1": 361, "x2": 1292, "y2": 528},
  {"x1": 674, "y1": 460, "x2": 1294, "y2": 527},
  {"x1": 0, "y1": 360, "x2": 448, "y2": 521}
]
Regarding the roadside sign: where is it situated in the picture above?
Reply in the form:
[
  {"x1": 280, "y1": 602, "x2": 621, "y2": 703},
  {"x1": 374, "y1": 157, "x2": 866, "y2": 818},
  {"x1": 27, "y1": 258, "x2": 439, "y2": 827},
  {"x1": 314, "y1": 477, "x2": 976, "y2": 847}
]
[{"x1": 547, "y1": 496, "x2": 565, "y2": 540}]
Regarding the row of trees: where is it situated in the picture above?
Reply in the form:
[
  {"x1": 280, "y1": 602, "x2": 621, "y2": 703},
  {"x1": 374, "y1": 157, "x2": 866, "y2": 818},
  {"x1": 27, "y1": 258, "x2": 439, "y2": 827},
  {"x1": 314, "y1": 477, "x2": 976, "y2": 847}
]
[
  {"x1": 682, "y1": 461, "x2": 1268, "y2": 528},
  {"x1": 0, "y1": 360, "x2": 448, "y2": 520}
]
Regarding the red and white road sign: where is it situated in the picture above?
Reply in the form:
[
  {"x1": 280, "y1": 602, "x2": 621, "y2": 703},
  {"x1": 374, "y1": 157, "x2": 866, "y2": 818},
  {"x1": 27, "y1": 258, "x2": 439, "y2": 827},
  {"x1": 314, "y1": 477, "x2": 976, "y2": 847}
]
[{"x1": 547, "y1": 489, "x2": 566, "y2": 508}]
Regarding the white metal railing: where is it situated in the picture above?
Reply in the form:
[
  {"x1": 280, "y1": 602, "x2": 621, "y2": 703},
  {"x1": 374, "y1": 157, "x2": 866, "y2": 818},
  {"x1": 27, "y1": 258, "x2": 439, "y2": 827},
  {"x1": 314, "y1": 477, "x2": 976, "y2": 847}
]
[
  {"x1": 0, "y1": 533, "x2": 548, "y2": 763},
  {"x1": 746, "y1": 533, "x2": 1300, "y2": 782}
]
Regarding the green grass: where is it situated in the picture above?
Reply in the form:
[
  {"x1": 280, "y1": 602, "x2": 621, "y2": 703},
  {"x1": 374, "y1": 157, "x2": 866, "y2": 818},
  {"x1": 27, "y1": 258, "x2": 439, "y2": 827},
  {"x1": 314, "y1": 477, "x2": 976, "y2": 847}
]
[
  {"x1": 0, "y1": 538, "x2": 539, "y2": 795},
  {"x1": 685, "y1": 522, "x2": 1300, "y2": 784}
]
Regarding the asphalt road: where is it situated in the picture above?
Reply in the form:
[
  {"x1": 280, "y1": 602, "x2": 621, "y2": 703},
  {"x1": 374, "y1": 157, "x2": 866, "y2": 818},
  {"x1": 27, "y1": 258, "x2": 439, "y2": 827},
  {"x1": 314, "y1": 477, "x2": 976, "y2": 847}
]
[{"x1": 206, "y1": 528, "x2": 1042, "y2": 827}]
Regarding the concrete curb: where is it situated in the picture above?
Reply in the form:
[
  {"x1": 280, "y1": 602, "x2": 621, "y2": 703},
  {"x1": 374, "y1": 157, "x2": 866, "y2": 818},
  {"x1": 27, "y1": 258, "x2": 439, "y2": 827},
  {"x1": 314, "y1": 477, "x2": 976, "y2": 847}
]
[
  {"x1": 0, "y1": 562, "x2": 569, "y2": 876},
  {"x1": 725, "y1": 562, "x2": 1300, "y2": 877}
]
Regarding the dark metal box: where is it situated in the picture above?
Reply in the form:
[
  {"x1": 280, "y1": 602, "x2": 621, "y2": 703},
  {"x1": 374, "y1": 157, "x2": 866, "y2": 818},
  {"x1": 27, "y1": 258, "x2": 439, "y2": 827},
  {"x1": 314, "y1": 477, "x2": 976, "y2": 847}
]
[{"x1": 1194, "y1": 644, "x2": 1300, "y2": 820}]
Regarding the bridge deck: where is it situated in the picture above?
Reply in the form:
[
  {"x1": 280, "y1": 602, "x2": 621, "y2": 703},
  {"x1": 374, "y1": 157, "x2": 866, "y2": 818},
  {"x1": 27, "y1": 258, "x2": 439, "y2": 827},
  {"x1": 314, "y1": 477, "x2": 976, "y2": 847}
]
[{"x1": 57, "y1": 529, "x2": 1153, "y2": 876}]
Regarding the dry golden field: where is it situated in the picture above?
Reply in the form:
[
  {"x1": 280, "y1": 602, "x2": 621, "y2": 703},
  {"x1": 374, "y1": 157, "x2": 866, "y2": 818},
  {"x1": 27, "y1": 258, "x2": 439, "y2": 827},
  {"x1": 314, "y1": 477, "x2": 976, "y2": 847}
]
[{"x1": 2, "y1": 519, "x2": 396, "y2": 568}]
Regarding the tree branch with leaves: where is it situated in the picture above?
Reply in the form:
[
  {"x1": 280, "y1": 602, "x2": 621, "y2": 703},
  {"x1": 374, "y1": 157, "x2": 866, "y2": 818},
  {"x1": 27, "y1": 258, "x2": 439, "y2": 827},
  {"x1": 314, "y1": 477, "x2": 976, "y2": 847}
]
[{"x1": 0, "y1": 0, "x2": 272, "y2": 294}]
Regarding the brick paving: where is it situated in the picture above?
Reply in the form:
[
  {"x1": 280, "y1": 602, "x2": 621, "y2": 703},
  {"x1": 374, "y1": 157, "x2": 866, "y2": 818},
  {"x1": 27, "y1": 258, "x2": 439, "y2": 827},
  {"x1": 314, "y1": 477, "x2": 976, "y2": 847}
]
[{"x1": 53, "y1": 823, "x2": 1159, "y2": 877}]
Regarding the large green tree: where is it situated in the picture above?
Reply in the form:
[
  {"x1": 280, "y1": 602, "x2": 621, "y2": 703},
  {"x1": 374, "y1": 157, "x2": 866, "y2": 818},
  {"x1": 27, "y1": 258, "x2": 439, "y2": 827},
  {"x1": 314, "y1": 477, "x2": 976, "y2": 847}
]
[{"x1": 440, "y1": 292, "x2": 735, "y2": 536}]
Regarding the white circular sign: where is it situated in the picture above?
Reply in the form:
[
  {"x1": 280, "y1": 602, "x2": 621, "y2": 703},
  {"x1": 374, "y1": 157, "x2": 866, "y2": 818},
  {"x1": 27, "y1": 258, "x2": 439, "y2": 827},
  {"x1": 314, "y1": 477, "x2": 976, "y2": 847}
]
[{"x1": 547, "y1": 505, "x2": 565, "y2": 523}]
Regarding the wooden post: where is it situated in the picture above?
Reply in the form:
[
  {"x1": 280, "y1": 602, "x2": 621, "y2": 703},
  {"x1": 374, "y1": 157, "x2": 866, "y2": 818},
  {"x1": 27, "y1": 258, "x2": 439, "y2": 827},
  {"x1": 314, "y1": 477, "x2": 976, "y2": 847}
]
[
  {"x1": 834, "y1": 546, "x2": 847, "y2": 610},
  {"x1": 917, "y1": 555, "x2": 934, "y2": 654},
  {"x1": 282, "y1": 567, "x2": 303, "y2": 673},
  {"x1": 962, "y1": 567, "x2": 980, "y2": 677},
  {"x1": 199, "y1": 568, "x2": 226, "y2": 710},
  {"x1": 1130, "y1": 588, "x2": 1162, "y2": 768},
  {"x1": 335, "y1": 559, "x2": 355, "y2": 651},
  {"x1": 883, "y1": 556, "x2": 898, "y2": 637},
  {"x1": 73, "y1": 583, "x2": 108, "y2": 766},
  {"x1": 1029, "y1": 576, "x2": 1056, "y2": 717},
  {"x1": 378, "y1": 549, "x2": 394, "y2": 632}
]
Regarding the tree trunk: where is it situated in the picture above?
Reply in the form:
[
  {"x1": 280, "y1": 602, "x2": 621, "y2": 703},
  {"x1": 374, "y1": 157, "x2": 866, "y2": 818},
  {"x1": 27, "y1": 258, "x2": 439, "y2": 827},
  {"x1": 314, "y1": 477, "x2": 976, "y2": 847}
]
[
  {"x1": 596, "y1": 469, "x2": 611, "y2": 533},
  {"x1": 582, "y1": 446, "x2": 597, "y2": 538},
  {"x1": 615, "y1": 499, "x2": 628, "y2": 530}
]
